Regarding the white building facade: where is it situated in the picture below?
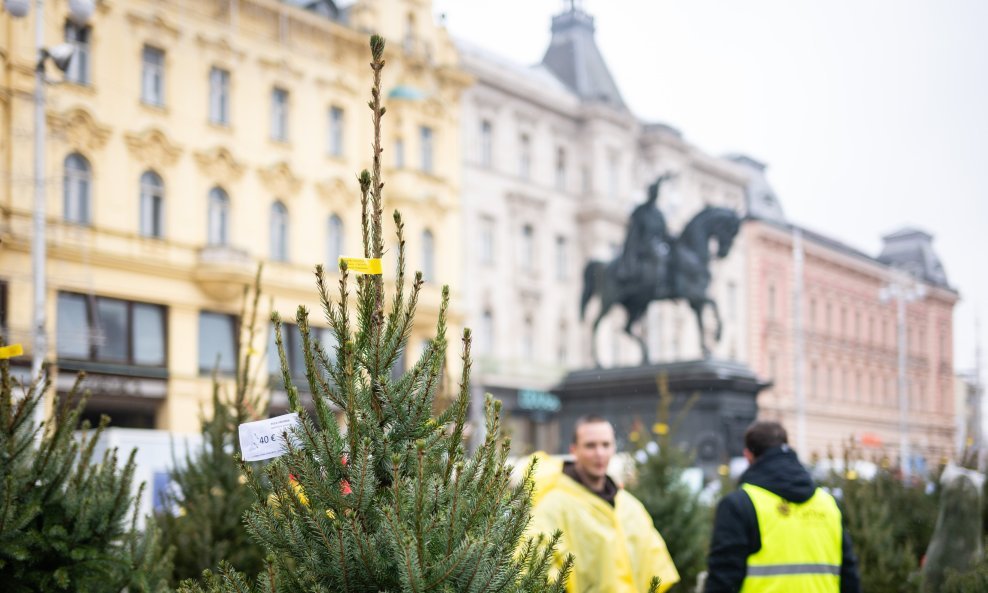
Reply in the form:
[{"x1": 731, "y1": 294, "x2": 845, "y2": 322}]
[{"x1": 458, "y1": 5, "x2": 751, "y2": 452}]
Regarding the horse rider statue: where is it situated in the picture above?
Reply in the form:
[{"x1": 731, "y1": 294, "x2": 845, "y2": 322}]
[
  {"x1": 581, "y1": 172, "x2": 741, "y2": 366},
  {"x1": 615, "y1": 171, "x2": 677, "y2": 294}
]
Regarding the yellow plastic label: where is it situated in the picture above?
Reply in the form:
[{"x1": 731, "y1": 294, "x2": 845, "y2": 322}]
[
  {"x1": 339, "y1": 257, "x2": 383, "y2": 275},
  {"x1": 0, "y1": 344, "x2": 24, "y2": 359}
]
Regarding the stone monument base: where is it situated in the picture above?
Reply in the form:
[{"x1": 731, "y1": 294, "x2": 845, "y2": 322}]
[{"x1": 552, "y1": 359, "x2": 767, "y2": 478}]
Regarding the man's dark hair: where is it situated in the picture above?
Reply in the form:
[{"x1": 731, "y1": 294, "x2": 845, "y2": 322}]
[
  {"x1": 572, "y1": 414, "x2": 613, "y2": 444},
  {"x1": 744, "y1": 421, "x2": 788, "y2": 458}
]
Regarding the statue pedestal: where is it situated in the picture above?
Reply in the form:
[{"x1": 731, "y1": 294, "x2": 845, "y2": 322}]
[{"x1": 552, "y1": 359, "x2": 767, "y2": 478}]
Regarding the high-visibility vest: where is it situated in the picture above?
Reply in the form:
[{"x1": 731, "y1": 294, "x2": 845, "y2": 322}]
[{"x1": 740, "y1": 483, "x2": 843, "y2": 593}]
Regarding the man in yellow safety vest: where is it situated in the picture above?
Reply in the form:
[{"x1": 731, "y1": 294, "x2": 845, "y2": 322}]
[{"x1": 704, "y1": 421, "x2": 860, "y2": 593}]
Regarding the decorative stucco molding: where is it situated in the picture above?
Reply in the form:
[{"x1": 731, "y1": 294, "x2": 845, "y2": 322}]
[
  {"x1": 258, "y1": 161, "x2": 302, "y2": 197},
  {"x1": 194, "y1": 147, "x2": 245, "y2": 184},
  {"x1": 125, "y1": 128, "x2": 183, "y2": 168},
  {"x1": 47, "y1": 107, "x2": 112, "y2": 152}
]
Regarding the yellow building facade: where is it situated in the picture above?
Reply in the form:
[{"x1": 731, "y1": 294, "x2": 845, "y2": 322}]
[{"x1": 0, "y1": 0, "x2": 469, "y2": 431}]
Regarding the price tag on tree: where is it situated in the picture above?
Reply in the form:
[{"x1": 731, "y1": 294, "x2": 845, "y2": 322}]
[{"x1": 238, "y1": 413, "x2": 301, "y2": 461}]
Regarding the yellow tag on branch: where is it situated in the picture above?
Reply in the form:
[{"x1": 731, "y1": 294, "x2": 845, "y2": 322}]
[
  {"x1": 652, "y1": 422, "x2": 669, "y2": 436},
  {"x1": 0, "y1": 344, "x2": 24, "y2": 359},
  {"x1": 339, "y1": 257, "x2": 383, "y2": 275}
]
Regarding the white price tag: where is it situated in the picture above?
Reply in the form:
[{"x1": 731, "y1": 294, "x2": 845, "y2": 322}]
[{"x1": 238, "y1": 413, "x2": 301, "y2": 461}]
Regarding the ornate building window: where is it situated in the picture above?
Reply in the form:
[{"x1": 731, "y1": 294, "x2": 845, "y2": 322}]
[
  {"x1": 480, "y1": 120, "x2": 493, "y2": 167},
  {"x1": 394, "y1": 138, "x2": 405, "y2": 168},
  {"x1": 555, "y1": 235, "x2": 568, "y2": 281},
  {"x1": 480, "y1": 309, "x2": 494, "y2": 356},
  {"x1": 270, "y1": 201, "x2": 289, "y2": 262},
  {"x1": 327, "y1": 214, "x2": 344, "y2": 267},
  {"x1": 767, "y1": 283, "x2": 776, "y2": 320},
  {"x1": 419, "y1": 126, "x2": 434, "y2": 173},
  {"x1": 519, "y1": 133, "x2": 531, "y2": 180},
  {"x1": 520, "y1": 224, "x2": 535, "y2": 271},
  {"x1": 207, "y1": 187, "x2": 230, "y2": 246},
  {"x1": 479, "y1": 216, "x2": 495, "y2": 265},
  {"x1": 557, "y1": 320, "x2": 568, "y2": 365},
  {"x1": 141, "y1": 45, "x2": 165, "y2": 106},
  {"x1": 65, "y1": 21, "x2": 91, "y2": 85},
  {"x1": 63, "y1": 153, "x2": 92, "y2": 225},
  {"x1": 522, "y1": 315, "x2": 534, "y2": 359},
  {"x1": 422, "y1": 229, "x2": 435, "y2": 282},
  {"x1": 271, "y1": 87, "x2": 289, "y2": 141},
  {"x1": 209, "y1": 67, "x2": 230, "y2": 125},
  {"x1": 139, "y1": 170, "x2": 164, "y2": 238},
  {"x1": 555, "y1": 146, "x2": 566, "y2": 190},
  {"x1": 810, "y1": 362, "x2": 819, "y2": 398},
  {"x1": 328, "y1": 106, "x2": 345, "y2": 157},
  {"x1": 607, "y1": 149, "x2": 619, "y2": 198}
]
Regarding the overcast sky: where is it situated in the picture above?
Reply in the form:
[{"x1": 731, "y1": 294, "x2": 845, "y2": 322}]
[{"x1": 432, "y1": 0, "x2": 988, "y2": 381}]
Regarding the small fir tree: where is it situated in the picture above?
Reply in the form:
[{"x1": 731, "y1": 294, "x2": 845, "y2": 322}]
[
  {"x1": 628, "y1": 376, "x2": 709, "y2": 592},
  {"x1": 181, "y1": 36, "x2": 571, "y2": 593},
  {"x1": 942, "y1": 558, "x2": 988, "y2": 593},
  {"x1": 839, "y1": 471, "x2": 918, "y2": 593},
  {"x1": 0, "y1": 350, "x2": 171, "y2": 592},
  {"x1": 157, "y1": 266, "x2": 268, "y2": 585},
  {"x1": 825, "y1": 446, "x2": 938, "y2": 593},
  {"x1": 920, "y1": 467, "x2": 984, "y2": 592}
]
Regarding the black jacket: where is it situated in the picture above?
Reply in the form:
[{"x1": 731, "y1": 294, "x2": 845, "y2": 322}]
[{"x1": 704, "y1": 446, "x2": 861, "y2": 593}]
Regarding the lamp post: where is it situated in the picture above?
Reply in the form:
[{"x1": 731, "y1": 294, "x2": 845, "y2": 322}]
[
  {"x1": 4, "y1": 0, "x2": 93, "y2": 427},
  {"x1": 879, "y1": 269, "x2": 927, "y2": 480},
  {"x1": 792, "y1": 227, "x2": 807, "y2": 456}
]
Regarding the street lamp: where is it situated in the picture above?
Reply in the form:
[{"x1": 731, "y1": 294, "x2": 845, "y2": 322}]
[
  {"x1": 4, "y1": 0, "x2": 94, "y2": 428},
  {"x1": 879, "y1": 269, "x2": 927, "y2": 480}
]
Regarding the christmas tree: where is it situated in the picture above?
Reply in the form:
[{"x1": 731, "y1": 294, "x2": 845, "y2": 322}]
[
  {"x1": 157, "y1": 266, "x2": 268, "y2": 586},
  {"x1": 180, "y1": 35, "x2": 571, "y2": 593},
  {"x1": 942, "y1": 558, "x2": 988, "y2": 593},
  {"x1": 0, "y1": 348, "x2": 171, "y2": 592},
  {"x1": 628, "y1": 376, "x2": 709, "y2": 592},
  {"x1": 825, "y1": 446, "x2": 939, "y2": 593}
]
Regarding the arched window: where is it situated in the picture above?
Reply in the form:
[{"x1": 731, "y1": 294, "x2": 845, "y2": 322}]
[
  {"x1": 522, "y1": 315, "x2": 534, "y2": 359},
  {"x1": 63, "y1": 153, "x2": 92, "y2": 224},
  {"x1": 270, "y1": 201, "x2": 289, "y2": 261},
  {"x1": 480, "y1": 309, "x2": 494, "y2": 356},
  {"x1": 404, "y1": 12, "x2": 416, "y2": 51},
  {"x1": 479, "y1": 120, "x2": 493, "y2": 167},
  {"x1": 520, "y1": 224, "x2": 534, "y2": 270},
  {"x1": 422, "y1": 229, "x2": 435, "y2": 282},
  {"x1": 519, "y1": 133, "x2": 531, "y2": 179},
  {"x1": 139, "y1": 170, "x2": 164, "y2": 238},
  {"x1": 557, "y1": 320, "x2": 568, "y2": 364},
  {"x1": 207, "y1": 187, "x2": 230, "y2": 246},
  {"x1": 327, "y1": 214, "x2": 344, "y2": 268}
]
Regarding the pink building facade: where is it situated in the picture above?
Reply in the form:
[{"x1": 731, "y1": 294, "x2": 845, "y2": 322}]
[{"x1": 744, "y1": 219, "x2": 958, "y2": 469}]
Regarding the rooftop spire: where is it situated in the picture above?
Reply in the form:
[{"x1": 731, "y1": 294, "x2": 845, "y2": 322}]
[{"x1": 541, "y1": 1, "x2": 626, "y2": 109}]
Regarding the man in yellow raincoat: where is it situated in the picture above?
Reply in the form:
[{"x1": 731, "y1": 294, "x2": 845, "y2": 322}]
[{"x1": 527, "y1": 415, "x2": 679, "y2": 593}]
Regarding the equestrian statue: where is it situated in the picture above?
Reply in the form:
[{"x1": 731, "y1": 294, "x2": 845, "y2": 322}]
[{"x1": 581, "y1": 173, "x2": 741, "y2": 366}]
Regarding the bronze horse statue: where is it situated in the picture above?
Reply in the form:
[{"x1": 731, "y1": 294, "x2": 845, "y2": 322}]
[{"x1": 581, "y1": 206, "x2": 741, "y2": 366}]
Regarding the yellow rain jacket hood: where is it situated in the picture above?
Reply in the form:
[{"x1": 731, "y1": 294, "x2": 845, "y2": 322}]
[{"x1": 524, "y1": 452, "x2": 680, "y2": 593}]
